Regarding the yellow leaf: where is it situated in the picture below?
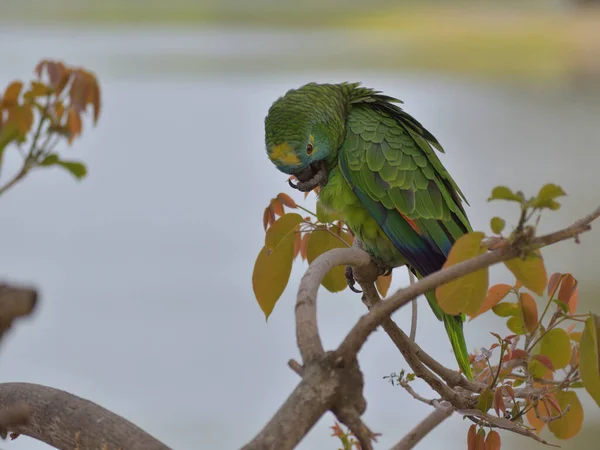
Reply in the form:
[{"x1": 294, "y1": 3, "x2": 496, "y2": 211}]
[
  {"x1": 547, "y1": 390, "x2": 583, "y2": 439},
  {"x1": 470, "y1": 283, "x2": 512, "y2": 320},
  {"x1": 504, "y1": 251, "x2": 547, "y2": 296},
  {"x1": 265, "y1": 213, "x2": 303, "y2": 251},
  {"x1": 519, "y1": 292, "x2": 538, "y2": 333},
  {"x1": 2, "y1": 81, "x2": 23, "y2": 106},
  {"x1": 252, "y1": 232, "x2": 295, "y2": 320},
  {"x1": 540, "y1": 328, "x2": 571, "y2": 370},
  {"x1": 306, "y1": 228, "x2": 350, "y2": 293},
  {"x1": 436, "y1": 232, "x2": 489, "y2": 316},
  {"x1": 580, "y1": 314, "x2": 600, "y2": 407},
  {"x1": 375, "y1": 273, "x2": 392, "y2": 297}
]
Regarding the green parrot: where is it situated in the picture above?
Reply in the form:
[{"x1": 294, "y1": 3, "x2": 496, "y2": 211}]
[{"x1": 264, "y1": 82, "x2": 473, "y2": 379}]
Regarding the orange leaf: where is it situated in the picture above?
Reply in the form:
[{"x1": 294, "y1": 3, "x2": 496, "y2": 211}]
[
  {"x1": 504, "y1": 251, "x2": 547, "y2": 296},
  {"x1": 470, "y1": 284, "x2": 512, "y2": 320},
  {"x1": 547, "y1": 272, "x2": 563, "y2": 297},
  {"x1": 375, "y1": 273, "x2": 392, "y2": 297},
  {"x1": 567, "y1": 287, "x2": 578, "y2": 315},
  {"x1": 271, "y1": 198, "x2": 284, "y2": 217},
  {"x1": 277, "y1": 192, "x2": 297, "y2": 208},
  {"x1": 484, "y1": 430, "x2": 501, "y2": 450},
  {"x1": 503, "y1": 349, "x2": 528, "y2": 362},
  {"x1": 467, "y1": 424, "x2": 477, "y2": 450},
  {"x1": 66, "y1": 106, "x2": 82, "y2": 143},
  {"x1": 293, "y1": 229, "x2": 302, "y2": 260},
  {"x1": 519, "y1": 292, "x2": 538, "y2": 333},
  {"x1": 558, "y1": 274, "x2": 576, "y2": 303},
  {"x1": 300, "y1": 233, "x2": 309, "y2": 260},
  {"x1": 526, "y1": 402, "x2": 545, "y2": 434},
  {"x1": 86, "y1": 74, "x2": 102, "y2": 124},
  {"x1": 2, "y1": 81, "x2": 23, "y2": 106},
  {"x1": 475, "y1": 431, "x2": 485, "y2": 450}
]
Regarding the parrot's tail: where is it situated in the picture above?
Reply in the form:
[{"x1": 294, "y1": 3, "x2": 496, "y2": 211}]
[
  {"x1": 442, "y1": 313, "x2": 473, "y2": 380},
  {"x1": 423, "y1": 289, "x2": 473, "y2": 380}
]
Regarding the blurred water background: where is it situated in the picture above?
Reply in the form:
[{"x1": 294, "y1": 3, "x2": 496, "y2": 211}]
[{"x1": 0, "y1": 1, "x2": 599, "y2": 449}]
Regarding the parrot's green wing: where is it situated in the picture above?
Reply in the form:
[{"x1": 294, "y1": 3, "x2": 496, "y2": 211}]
[{"x1": 338, "y1": 96, "x2": 473, "y2": 379}]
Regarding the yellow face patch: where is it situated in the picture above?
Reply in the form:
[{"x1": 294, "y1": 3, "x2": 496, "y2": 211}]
[{"x1": 269, "y1": 142, "x2": 301, "y2": 166}]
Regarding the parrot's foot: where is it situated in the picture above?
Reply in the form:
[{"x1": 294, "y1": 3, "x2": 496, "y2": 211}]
[
  {"x1": 373, "y1": 259, "x2": 393, "y2": 278},
  {"x1": 345, "y1": 265, "x2": 362, "y2": 293}
]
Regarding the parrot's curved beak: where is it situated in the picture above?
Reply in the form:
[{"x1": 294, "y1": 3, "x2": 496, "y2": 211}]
[{"x1": 288, "y1": 160, "x2": 328, "y2": 192}]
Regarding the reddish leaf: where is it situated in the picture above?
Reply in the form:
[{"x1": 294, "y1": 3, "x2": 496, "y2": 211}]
[
  {"x1": 66, "y1": 106, "x2": 82, "y2": 143},
  {"x1": 470, "y1": 284, "x2": 512, "y2": 320},
  {"x1": 262, "y1": 207, "x2": 270, "y2": 231},
  {"x1": 547, "y1": 272, "x2": 563, "y2": 297},
  {"x1": 293, "y1": 230, "x2": 302, "y2": 259},
  {"x1": 484, "y1": 430, "x2": 501, "y2": 450},
  {"x1": 277, "y1": 192, "x2": 297, "y2": 208},
  {"x1": 493, "y1": 387, "x2": 506, "y2": 417},
  {"x1": 558, "y1": 274, "x2": 576, "y2": 303},
  {"x1": 532, "y1": 354, "x2": 555, "y2": 372},
  {"x1": 503, "y1": 349, "x2": 528, "y2": 362},
  {"x1": 375, "y1": 273, "x2": 392, "y2": 297},
  {"x1": 545, "y1": 393, "x2": 562, "y2": 415}
]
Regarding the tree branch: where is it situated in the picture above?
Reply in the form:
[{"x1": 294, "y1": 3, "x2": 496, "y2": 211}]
[{"x1": 0, "y1": 383, "x2": 170, "y2": 450}]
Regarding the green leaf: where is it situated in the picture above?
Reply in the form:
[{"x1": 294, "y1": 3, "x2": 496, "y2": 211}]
[
  {"x1": 490, "y1": 217, "x2": 505, "y2": 234},
  {"x1": 39, "y1": 154, "x2": 88, "y2": 180},
  {"x1": 435, "y1": 232, "x2": 489, "y2": 316},
  {"x1": 306, "y1": 228, "x2": 351, "y2": 293},
  {"x1": 0, "y1": 123, "x2": 19, "y2": 157},
  {"x1": 504, "y1": 251, "x2": 547, "y2": 296},
  {"x1": 580, "y1": 314, "x2": 600, "y2": 407},
  {"x1": 252, "y1": 232, "x2": 296, "y2": 320},
  {"x1": 548, "y1": 390, "x2": 583, "y2": 439},
  {"x1": 531, "y1": 183, "x2": 566, "y2": 210},
  {"x1": 507, "y1": 315, "x2": 525, "y2": 335},
  {"x1": 477, "y1": 388, "x2": 494, "y2": 413},
  {"x1": 539, "y1": 328, "x2": 571, "y2": 370},
  {"x1": 265, "y1": 213, "x2": 303, "y2": 251},
  {"x1": 488, "y1": 186, "x2": 524, "y2": 203},
  {"x1": 492, "y1": 302, "x2": 519, "y2": 317}
]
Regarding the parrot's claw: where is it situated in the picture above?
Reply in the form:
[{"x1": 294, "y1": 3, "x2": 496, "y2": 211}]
[
  {"x1": 345, "y1": 265, "x2": 362, "y2": 293},
  {"x1": 372, "y1": 259, "x2": 393, "y2": 278}
]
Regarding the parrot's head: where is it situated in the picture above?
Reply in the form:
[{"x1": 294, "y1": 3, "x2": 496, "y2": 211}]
[{"x1": 264, "y1": 83, "x2": 348, "y2": 192}]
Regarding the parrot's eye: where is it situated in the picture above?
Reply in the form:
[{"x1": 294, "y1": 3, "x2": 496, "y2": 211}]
[{"x1": 306, "y1": 143, "x2": 314, "y2": 155}]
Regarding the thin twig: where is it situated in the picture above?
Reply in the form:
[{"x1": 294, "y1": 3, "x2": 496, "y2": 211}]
[{"x1": 408, "y1": 270, "x2": 418, "y2": 342}]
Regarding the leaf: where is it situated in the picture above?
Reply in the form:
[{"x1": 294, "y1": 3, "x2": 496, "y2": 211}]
[
  {"x1": 467, "y1": 424, "x2": 477, "y2": 450},
  {"x1": 488, "y1": 186, "x2": 523, "y2": 203},
  {"x1": 262, "y1": 207, "x2": 270, "y2": 231},
  {"x1": 557, "y1": 273, "x2": 578, "y2": 314},
  {"x1": 490, "y1": 217, "x2": 505, "y2": 234},
  {"x1": 265, "y1": 213, "x2": 303, "y2": 251},
  {"x1": 299, "y1": 233, "x2": 309, "y2": 260},
  {"x1": 66, "y1": 106, "x2": 82, "y2": 143},
  {"x1": 506, "y1": 315, "x2": 525, "y2": 335},
  {"x1": 23, "y1": 81, "x2": 53, "y2": 100},
  {"x1": 533, "y1": 354, "x2": 555, "y2": 372},
  {"x1": 504, "y1": 251, "x2": 547, "y2": 296},
  {"x1": 547, "y1": 390, "x2": 583, "y2": 439},
  {"x1": 484, "y1": 430, "x2": 501, "y2": 450},
  {"x1": 0, "y1": 123, "x2": 19, "y2": 155},
  {"x1": 277, "y1": 192, "x2": 297, "y2": 208},
  {"x1": 55, "y1": 160, "x2": 87, "y2": 180},
  {"x1": 540, "y1": 328, "x2": 571, "y2": 370},
  {"x1": 569, "y1": 331, "x2": 582, "y2": 342},
  {"x1": 526, "y1": 401, "x2": 545, "y2": 434},
  {"x1": 492, "y1": 302, "x2": 519, "y2": 318},
  {"x1": 470, "y1": 284, "x2": 512, "y2": 320},
  {"x1": 477, "y1": 388, "x2": 494, "y2": 413},
  {"x1": 532, "y1": 183, "x2": 566, "y2": 210},
  {"x1": 2, "y1": 81, "x2": 23, "y2": 106},
  {"x1": 252, "y1": 233, "x2": 295, "y2": 319},
  {"x1": 547, "y1": 272, "x2": 563, "y2": 297},
  {"x1": 493, "y1": 388, "x2": 506, "y2": 417},
  {"x1": 293, "y1": 230, "x2": 302, "y2": 260},
  {"x1": 375, "y1": 273, "x2": 392, "y2": 297},
  {"x1": 519, "y1": 292, "x2": 538, "y2": 333},
  {"x1": 271, "y1": 198, "x2": 284, "y2": 217},
  {"x1": 580, "y1": 314, "x2": 600, "y2": 407},
  {"x1": 436, "y1": 232, "x2": 489, "y2": 316},
  {"x1": 306, "y1": 228, "x2": 351, "y2": 293},
  {"x1": 529, "y1": 354, "x2": 554, "y2": 379}
]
